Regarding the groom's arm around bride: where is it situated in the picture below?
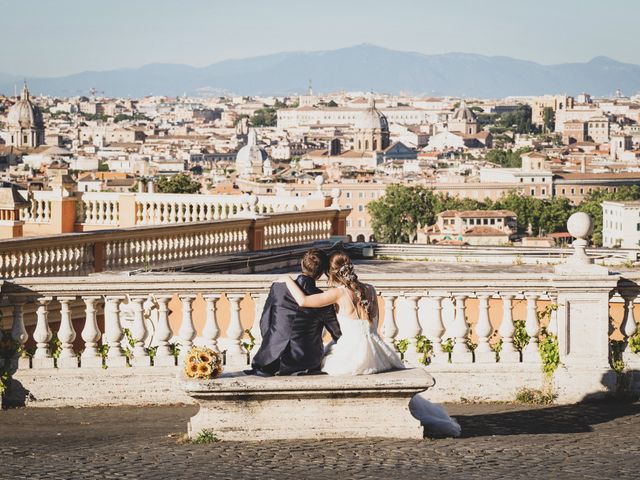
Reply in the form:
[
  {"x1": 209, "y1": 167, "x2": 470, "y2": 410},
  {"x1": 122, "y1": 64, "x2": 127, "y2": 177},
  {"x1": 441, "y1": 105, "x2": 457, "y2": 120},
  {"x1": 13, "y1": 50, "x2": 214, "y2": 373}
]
[{"x1": 248, "y1": 248, "x2": 341, "y2": 376}]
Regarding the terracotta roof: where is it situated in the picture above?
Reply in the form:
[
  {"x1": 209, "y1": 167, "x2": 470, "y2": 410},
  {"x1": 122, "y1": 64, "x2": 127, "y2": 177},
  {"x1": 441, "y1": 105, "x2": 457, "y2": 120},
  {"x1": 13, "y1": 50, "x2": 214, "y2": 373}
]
[
  {"x1": 77, "y1": 174, "x2": 97, "y2": 182},
  {"x1": 463, "y1": 226, "x2": 509, "y2": 236},
  {"x1": 106, "y1": 179, "x2": 136, "y2": 187},
  {"x1": 555, "y1": 172, "x2": 640, "y2": 181},
  {"x1": 435, "y1": 239, "x2": 466, "y2": 246}
]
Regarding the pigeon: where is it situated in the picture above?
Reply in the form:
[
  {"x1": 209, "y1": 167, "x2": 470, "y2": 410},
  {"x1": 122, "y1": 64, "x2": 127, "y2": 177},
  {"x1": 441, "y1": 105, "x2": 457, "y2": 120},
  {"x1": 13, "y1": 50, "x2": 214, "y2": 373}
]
[{"x1": 409, "y1": 392, "x2": 462, "y2": 438}]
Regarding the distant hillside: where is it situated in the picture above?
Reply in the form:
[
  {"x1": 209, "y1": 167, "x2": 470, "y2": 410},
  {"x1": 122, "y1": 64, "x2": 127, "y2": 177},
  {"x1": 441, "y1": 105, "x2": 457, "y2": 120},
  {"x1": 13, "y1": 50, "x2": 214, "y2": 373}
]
[{"x1": 2, "y1": 44, "x2": 639, "y2": 98}]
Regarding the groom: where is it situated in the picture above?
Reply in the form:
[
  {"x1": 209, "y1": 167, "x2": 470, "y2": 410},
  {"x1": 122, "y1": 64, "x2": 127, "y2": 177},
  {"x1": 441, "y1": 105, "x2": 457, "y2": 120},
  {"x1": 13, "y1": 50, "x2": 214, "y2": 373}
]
[{"x1": 247, "y1": 248, "x2": 342, "y2": 376}]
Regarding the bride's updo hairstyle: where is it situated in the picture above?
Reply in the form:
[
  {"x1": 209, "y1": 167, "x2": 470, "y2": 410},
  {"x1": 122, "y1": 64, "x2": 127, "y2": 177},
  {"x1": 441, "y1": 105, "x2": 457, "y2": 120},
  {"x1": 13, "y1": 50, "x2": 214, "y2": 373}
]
[{"x1": 327, "y1": 251, "x2": 372, "y2": 322}]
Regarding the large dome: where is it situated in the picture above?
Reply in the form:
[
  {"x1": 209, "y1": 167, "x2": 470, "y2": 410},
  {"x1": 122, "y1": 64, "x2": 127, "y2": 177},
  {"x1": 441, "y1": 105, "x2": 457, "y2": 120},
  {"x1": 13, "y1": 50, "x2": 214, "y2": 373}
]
[
  {"x1": 236, "y1": 129, "x2": 268, "y2": 171},
  {"x1": 355, "y1": 97, "x2": 389, "y2": 131},
  {"x1": 7, "y1": 84, "x2": 43, "y2": 130}
]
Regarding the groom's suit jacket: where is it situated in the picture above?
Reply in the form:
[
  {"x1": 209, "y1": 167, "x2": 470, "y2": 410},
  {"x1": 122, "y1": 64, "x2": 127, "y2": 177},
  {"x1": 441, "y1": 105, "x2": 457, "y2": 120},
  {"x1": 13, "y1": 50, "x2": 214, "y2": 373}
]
[{"x1": 251, "y1": 275, "x2": 341, "y2": 374}]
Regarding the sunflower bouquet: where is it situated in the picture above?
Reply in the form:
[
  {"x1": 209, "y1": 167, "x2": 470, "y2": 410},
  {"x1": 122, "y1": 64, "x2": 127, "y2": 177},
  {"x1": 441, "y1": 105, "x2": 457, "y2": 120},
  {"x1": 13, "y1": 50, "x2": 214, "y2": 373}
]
[{"x1": 184, "y1": 346, "x2": 223, "y2": 379}]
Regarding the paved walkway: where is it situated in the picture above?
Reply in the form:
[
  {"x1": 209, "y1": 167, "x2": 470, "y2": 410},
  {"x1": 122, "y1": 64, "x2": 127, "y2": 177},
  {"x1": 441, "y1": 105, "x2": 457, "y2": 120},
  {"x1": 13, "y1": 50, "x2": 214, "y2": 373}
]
[{"x1": 1, "y1": 400, "x2": 639, "y2": 479}]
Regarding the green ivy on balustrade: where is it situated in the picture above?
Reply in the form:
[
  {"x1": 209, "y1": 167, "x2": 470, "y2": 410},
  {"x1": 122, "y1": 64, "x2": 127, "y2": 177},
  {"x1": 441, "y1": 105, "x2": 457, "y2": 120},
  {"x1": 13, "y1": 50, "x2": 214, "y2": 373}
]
[{"x1": 392, "y1": 303, "x2": 561, "y2": 376}]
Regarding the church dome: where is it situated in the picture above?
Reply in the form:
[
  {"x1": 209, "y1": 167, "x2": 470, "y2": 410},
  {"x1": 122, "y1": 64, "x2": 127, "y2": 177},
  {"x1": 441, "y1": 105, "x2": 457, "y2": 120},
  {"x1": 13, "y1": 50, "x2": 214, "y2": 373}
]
[
  {"x1": 451, "y1": 100, "x2": 477, "y2": 122},
  {"x1": 355, "y1": 97, "x2": 389, "y2": 131},
  {"x1": 236, "y1": 129, "x2": 268, "y2": 173},
  {"x1": 7, "y1": 84, "x2": 44, "y2": 130}
]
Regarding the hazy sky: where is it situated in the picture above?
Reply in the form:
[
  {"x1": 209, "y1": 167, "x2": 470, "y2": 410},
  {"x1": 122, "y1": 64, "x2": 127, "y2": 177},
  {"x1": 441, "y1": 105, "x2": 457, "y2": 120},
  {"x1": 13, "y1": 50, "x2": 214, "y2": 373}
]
[{"x1": 4, "y1": 0, "x2": 639, "y2": 77}]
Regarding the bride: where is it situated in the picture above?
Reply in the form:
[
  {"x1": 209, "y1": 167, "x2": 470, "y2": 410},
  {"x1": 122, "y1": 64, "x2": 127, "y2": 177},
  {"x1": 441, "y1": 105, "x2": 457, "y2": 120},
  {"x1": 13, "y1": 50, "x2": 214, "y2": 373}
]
[{"x1": 281, "y1": 251, "x2": 404, "y2": 375}]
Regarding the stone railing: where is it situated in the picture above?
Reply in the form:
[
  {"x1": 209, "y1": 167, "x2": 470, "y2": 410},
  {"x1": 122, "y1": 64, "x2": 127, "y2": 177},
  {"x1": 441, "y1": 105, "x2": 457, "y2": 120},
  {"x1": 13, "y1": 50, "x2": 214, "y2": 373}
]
[
  {"x1": 0, "y1": 209, "x2": 349, "y2": 279},
  {"x1": 17, "y1": 191, "x2": 313, "y2": 233},
  {"x1": 374, "y1": 243, "x2": 639, "y2": 265},
  {"x1": 77, "y1": 192, "x2": 120, "y2": 226},
  {"x1": 263, "y1": 211, "x2": 334, "y2": 249},
  {"x1": 612, "y1": 272, "x2": 640, "y2": 371},
  {"x1": 1, "y1": 212, "x2": 638, "y2": 407},
  {"x1": 18, "y1": 190, "x2": 57, "y2": 224},
  {"x1": 1, "y1": 268, "x2": 636, "y2": 404}
]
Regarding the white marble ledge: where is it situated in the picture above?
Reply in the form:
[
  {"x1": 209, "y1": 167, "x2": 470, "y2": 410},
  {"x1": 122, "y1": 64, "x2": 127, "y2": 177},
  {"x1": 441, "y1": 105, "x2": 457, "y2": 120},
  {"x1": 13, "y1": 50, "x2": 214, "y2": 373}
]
[{"x1": 181, "y1": 368, "x2": 434, "y2": 397}]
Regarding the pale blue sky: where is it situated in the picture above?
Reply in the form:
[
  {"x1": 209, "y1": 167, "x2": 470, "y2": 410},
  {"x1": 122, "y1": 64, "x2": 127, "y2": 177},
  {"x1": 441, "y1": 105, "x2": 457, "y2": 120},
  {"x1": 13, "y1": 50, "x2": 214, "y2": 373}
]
[{"x1": 4, "y1": 0, "x2": 639, "y2": 77}]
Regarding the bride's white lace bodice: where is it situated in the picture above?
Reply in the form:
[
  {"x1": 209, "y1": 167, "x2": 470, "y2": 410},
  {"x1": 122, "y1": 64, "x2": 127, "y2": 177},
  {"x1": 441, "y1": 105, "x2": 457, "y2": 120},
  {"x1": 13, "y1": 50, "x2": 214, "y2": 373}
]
[{"x1": 321, "y1": 285, "x2": 404, "y2": 376}]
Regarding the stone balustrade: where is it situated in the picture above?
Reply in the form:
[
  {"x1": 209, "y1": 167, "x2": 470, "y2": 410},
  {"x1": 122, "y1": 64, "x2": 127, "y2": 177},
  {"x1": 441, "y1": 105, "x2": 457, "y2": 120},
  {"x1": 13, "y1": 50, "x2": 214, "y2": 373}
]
[
  {"x1": 16, "y1": 191, "x2": 312, "y2": 233},
  {"x1": 18, "y1": 190, "x2": 56, "y2": 224},
  {"x1": 77, "y1": 192, "x2": 120, "y2": 226},
  {"x1": 0, "y1": 209, "x2": 349, "y2": 279},
  {"x1": 2, "y1": 268, "x2": 636, "y2": 405}
]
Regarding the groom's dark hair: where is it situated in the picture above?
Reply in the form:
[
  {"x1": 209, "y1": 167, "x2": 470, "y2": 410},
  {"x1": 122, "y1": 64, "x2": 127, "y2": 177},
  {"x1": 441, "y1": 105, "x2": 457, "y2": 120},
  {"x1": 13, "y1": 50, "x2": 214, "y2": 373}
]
[{"x1": 301, "y1": 248, "x2": 328, "y2": 280}]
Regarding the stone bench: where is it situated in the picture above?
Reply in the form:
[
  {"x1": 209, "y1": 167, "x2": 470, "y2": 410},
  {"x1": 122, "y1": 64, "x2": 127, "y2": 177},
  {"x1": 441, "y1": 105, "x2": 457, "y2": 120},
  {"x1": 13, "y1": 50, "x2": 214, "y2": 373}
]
[{"x1": 181, "y1": 368, "x2": 434, "y2": 440}]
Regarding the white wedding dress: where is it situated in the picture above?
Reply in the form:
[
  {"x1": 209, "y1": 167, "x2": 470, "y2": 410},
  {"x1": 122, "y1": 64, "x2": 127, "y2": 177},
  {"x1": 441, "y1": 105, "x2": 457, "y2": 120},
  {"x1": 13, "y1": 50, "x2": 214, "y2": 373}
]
[{"x1": 321, "y1": 286, "x2": 404, "y2": 376}]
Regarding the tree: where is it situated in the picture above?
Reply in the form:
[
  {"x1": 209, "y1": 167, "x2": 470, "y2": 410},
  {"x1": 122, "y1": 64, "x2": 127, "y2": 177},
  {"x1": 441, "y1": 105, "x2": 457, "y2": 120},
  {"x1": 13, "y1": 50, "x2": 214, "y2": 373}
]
[
  {"x1": 542, "y1": 107, "x2": 555, "y2": 133},
  {"x1": 367, "y1": 185, "x2": 437, "y2": 243},
  {"x1": 98, "y1": 162, "x2": 109, "y2": 172},
  {"x1": 250, "y1": 108, "x2": 277, "y2": 127},
  {"x1": 576, "y1": 185, "x2": 640, "y2": 246},
  {"x1": 493, "y1": 192, "x2": 542, "y2": 233},
  {"x1": 368, "y1": 185, "x2": 491, "y2": 243},
  {"x1": 368, "y1": 185, "x2": 587, "y2": 244},
  {"x1": 155, "y1": 174, "x2": 201, "y2": 194},
  {"x1": 485, "y1": 148, "x2": 531, "y2": 168},
  {"x1": 537, "y1": 196, "x2": 574, "y2": 236},
  {"x1": 495, "y1": 105, "x2": 538, "y2": 134},
  {"x1": 234, "y1": 114, "x2": 249, "y2": 127}
]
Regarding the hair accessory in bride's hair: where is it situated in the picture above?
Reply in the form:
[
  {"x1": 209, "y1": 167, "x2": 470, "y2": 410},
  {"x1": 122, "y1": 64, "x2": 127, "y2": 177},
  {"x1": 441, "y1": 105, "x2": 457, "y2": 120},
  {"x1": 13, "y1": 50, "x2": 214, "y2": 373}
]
[
  {"x1": 354, "y1": 287, "x2": 370, "y2": 311},
  {"x1": 337, "y1": 263, "x2": 356, "y2": 281}
]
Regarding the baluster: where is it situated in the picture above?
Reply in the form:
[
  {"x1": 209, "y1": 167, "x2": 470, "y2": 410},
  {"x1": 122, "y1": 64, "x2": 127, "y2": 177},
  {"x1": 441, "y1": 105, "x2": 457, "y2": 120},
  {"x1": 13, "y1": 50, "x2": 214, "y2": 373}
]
[
  {"x1": 250, "y1": 292, "x2": 268, "y2": 359},
  {"x1": 168, "y1": 201, "x2": 176, "y2": 223},
  {"x1": 153, "y1": 295, "x2": 175, "y2": 366},
  {"x1": 498, "y1": 294, "x2": 519, "y2": 362},
  {"x1": 396, "y1": 294, "x2": 421, "y2": 364},
  {"x1": 129, "y1": 296, "x2": 149, "y2": 366},
  {"x1": 201, "y1": 294, "x2": 222, "y2": 353},
  {"x1": 98, "y1": 200, "x2": 105, "y2": 224},
  {"x1": 90, "y1": 200, "x2": 98, "y2": 223},
  {"x1": 156, "y1": 202, "x2": 164, "y2": 224},
  {"x1": 104, "y1": 296, "x2": 127, "y2": 367},
  {"x1": 141, "y1": 202, "x2": 149, "y2": 225},
  {"x1": 547, "y1": 294, "x2": 559, "y2": 336},
  {"x1": 57, "y1": 296, "x2": 78, "y2": 368},
  {"x1": 36, "y1": 199, "x2": 44, "y2": 221},
  {"x1": 451, "y1": 294, "x2": 473, "y2": 363},
  {"x1": 178, "y1": 295, "x2": 197, "y2": 360},
  {"x1": 80, "y1": 296, "x2": 102, "y2": 367},
  {"x1": 220, "y1": 294, "x2": 246, "y2": 368},
  {"x1": 474, "y1": 294, "x2": 494, "y2": 362},
  {"x1": 11, "y1": 300, "x2": 29, "y2": 368},
  {"x1": 381, "y1": 293, "x2": 398, "y2": 346},
  {"x1": 32, "y1": 297, "x2": 53, "y2": 368},
  {"x1": 522, "y1": 293, "x2": 541, "y2": 363},
  {"x1": 622, "y1": 294, "x2": 638, "y2": 366},
  {"x1": 176, "y1": 203, "x2": 184, "y2": 222},
  {"x1": 622, "y1": 295, "x2": 638, "y2": 340},
  {"x1": 424, "y1": 294, "x2": 447, "y2": 364}
]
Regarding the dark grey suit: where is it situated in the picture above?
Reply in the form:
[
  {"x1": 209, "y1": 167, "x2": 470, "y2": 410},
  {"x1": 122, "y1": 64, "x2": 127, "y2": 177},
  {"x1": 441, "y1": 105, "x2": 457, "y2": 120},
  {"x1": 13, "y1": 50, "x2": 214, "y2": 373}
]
[{"x1": 251, "y1": 275, "x2": 341, "y2": 375}]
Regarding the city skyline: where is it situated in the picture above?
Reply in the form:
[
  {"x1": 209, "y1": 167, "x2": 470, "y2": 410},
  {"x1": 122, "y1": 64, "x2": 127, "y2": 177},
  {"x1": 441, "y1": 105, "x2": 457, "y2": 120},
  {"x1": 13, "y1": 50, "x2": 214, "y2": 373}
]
[{"x1": 4, "y1": 0, "x2": 640, "y2": 77}]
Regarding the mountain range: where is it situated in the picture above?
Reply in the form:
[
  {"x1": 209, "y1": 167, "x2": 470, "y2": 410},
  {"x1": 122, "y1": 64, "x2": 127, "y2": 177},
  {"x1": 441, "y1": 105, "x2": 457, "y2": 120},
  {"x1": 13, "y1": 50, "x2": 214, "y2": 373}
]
[{"x1": 2, "y1": 44, "x2": 639, "y2": 99}]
